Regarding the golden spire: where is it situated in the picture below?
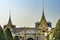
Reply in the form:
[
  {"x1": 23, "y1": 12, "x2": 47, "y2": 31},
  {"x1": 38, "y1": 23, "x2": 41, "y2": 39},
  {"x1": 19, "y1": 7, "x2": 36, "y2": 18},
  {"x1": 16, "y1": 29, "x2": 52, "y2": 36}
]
[
  {"x1": 40, "y1": 0, "x2": 47, "y2": 24},
  {"x1": 7, "y1": 10, "x2": 12, "y2": 26},
  {"x1": 3, "y1": 9, "x2": 14, "y2": 32},
  {"x1": 39, "y1": 0, "x2": 48, "y2": 27}
]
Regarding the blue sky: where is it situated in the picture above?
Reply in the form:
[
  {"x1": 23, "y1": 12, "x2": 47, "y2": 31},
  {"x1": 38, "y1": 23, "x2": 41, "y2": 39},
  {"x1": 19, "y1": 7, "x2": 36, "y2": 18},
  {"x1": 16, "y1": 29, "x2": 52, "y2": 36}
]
[{"x1": 0, "y1": 0, "x2": 60, "y2": 28}]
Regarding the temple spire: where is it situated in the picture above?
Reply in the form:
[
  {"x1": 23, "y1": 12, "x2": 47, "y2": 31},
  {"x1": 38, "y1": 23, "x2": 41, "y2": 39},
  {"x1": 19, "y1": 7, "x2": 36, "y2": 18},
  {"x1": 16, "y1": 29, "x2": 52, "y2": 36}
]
[
  {"x1": 37, "y1": 0, "x2": 48, "y2": 32},
  {"x1": 39, "y1": 0, "x2": 48, "y2": 27},
  {"x1": 40, "y1": 0, "x2": 47, "y2": 23},
  {"x1": 7, "y1": 10, "x2": 12, "y2": 26}
]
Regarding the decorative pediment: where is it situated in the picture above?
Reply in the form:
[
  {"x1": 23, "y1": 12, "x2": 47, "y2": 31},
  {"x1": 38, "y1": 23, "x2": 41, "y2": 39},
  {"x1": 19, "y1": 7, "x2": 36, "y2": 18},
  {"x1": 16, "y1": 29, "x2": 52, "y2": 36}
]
[{"x1": 25, "y1": 30, "x2": 36, "y2": 34}]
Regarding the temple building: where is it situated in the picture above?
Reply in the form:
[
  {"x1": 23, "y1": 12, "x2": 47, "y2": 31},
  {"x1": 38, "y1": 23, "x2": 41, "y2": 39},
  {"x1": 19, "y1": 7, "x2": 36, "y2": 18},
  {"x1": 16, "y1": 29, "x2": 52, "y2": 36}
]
[{"x1": 3, "y1": 8, "x2": 52, "y2": 40}]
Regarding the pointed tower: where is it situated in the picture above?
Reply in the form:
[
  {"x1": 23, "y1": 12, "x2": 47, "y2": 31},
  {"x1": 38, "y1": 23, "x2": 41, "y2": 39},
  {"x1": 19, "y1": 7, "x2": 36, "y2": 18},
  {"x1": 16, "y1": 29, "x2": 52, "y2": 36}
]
[
  {"x1": 37, "y1": 2, "x2": 48, "y2": 33},
  {"x1": 4, "y1": 10, "x2": 15, "y2": 32}
]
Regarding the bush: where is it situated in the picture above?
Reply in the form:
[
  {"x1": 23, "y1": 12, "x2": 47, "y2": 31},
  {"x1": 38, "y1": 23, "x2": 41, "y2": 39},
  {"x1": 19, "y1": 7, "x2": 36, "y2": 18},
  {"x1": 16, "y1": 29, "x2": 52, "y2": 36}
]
[
  {"x1": 14, "y1": 35, "x2": 19, "y2": 40},
  {"x1": 4, "y1": 28, "x2": 13, "y2": 40},
  {"x1": 0, "y1": 26, "x2": 6, "y2": 40},
  {"x1": 52, "y1": 19, "x2": 60, "y2": 40}
]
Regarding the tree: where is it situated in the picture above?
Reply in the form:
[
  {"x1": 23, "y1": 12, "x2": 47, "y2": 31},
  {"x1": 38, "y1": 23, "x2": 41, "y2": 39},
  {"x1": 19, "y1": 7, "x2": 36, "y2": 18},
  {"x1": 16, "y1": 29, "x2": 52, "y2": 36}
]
[
  {"x1": 0, "y1": 25, "x2": 6, "y2": 40},
  {"x1": 14, "y1": 35, "x2": 19, "y2": 40},
  {"x1": 4, "y1": 28, "x2": 13, "y2": 40},
  {"x1": 52, "y1": 19, "x2": 60, "y2": 40}
]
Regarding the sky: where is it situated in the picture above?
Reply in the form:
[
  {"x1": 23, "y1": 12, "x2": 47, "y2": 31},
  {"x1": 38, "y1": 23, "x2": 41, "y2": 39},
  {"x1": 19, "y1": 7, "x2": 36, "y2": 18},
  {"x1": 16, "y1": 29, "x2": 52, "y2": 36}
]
[{"x1": 0, "y1": 0, "x2": 60, "y2": 28}]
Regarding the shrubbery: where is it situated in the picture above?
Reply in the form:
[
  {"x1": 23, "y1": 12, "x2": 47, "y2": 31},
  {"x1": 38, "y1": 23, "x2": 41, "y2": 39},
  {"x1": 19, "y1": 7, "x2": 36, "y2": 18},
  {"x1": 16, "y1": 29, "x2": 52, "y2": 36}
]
[
  {"x1": 0, "y1": 26, "x2": 6, "y2": 40},
  {"x1": 14, "y1": 35, "x2": 19, "y2": 40},
  {"x1": 0, "y1": 27, "x2": 19, "y2": 40},
  {"x1": 52, "y1": 19, "x2": 60, "y2": 40},
  {"x1": 4, "y1": 28, "x2": 13, "y2": 40}
]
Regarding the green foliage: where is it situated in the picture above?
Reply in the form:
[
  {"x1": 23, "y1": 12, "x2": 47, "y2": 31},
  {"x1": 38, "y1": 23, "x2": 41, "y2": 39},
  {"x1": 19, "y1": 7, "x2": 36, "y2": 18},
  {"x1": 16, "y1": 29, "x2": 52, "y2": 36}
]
[
  {"x1": 4, "y1": 28, "x2": 13, "y2": 40},
  {"x1": 0, "y1": 26, "x2": 6, "y2": 40},
  {"x1": 14, "y1": 35, "x2": 19, "y2": 40},
  {"x1": 52, "y1": 19, "x2": 60, "y2": 40}
]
